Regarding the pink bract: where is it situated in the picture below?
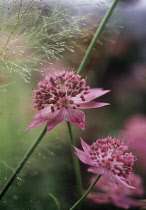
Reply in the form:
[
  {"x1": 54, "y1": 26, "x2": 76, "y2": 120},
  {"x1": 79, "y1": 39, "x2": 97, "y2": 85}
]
[
  {"x1": 74, "y1": 137, "x2": 135, "y2": 188},
  {"x1": 26, "y1": 71, "x2": 110, "y2": 132},
  {"x1": 87, "y1": 173, "x2": 145, "y2": 209}
]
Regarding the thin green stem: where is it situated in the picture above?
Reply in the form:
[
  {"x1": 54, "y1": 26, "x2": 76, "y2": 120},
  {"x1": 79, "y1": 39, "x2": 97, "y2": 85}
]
[
  {"x1": 0, "y1": 126, "x2": 47, "y2": 200},
  {"x1": 76, "y1": 0, "x2": 119, "y2": 75},
  {"x1": 69, "y1": 175, "x2": 102, "y2": 210},
  {"x1": 70, "y1": 0, "x2": 118, "y2": 206},
  {"x1": 67, "y1": 122, "x2": 83, "y2": 210}
]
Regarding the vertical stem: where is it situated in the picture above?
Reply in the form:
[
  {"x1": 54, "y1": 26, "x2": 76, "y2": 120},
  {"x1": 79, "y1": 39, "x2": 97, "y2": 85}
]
[
  {"x1": 0, "y1": 126, "x2": 47, "y2": 200},
  {"x1": 67, "y1": 122, "x2": 82, "y2": 210},
  {"x1": 69, "y1": 175, "x2": 102, "y2": 210},
  {"x1": 68, "y1": 1, "x2": 119, "y2": 208},
  {"x1": 76, "y1": 0, "x2": 119, "y2": 75}
]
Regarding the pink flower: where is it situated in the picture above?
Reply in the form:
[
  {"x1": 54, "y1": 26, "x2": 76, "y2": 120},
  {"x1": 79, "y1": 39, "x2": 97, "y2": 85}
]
[
  {"x1": 87, "y1": 173, "x2": 145, "y2": 209},
  {"x1": 121, "y1": 114, "x2": 146, "y2": 172},
  {"x1": 26, "y1": 71, "x2": 109, "y2": 132},
  {"x1": 74, "y1": 137, "x2": 135, "y2": 188}
]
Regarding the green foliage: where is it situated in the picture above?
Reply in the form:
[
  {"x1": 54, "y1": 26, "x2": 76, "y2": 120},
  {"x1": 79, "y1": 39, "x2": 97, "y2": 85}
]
[
  {"x1": 0, "y1": 0, "x2": 86, "y2": 85},
  {"x1": 48, "y1": 193, "x2": 60, "y2": 210}
]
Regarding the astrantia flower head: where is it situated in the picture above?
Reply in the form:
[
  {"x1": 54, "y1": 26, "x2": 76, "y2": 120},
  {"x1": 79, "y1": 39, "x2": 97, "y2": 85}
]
[
  {"x1": 87, "y1": 173, "x2": 145, "y2": 209},
  {"x1": 26, "y1": 71, "x2": 109, "y2": 132},
  {"x1": 74, "y1": 137, "x2": 135, "y2": 188}
]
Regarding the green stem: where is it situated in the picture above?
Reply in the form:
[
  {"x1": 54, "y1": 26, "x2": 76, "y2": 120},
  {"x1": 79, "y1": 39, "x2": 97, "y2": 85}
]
[
  {"x1": 69, "y1": 175, "x2": 102, "y2": 210},
  {"x1": 67, "y1": 122, "x2": 83, "y2": 209},
  {"x1": 76, "y1": 0, "x2": 119, "y2": 75},
  {"x1": 70, "y1": 0, "x2": 118, "y2": 205},
  {"x1": 0, "y1": 126, "x2": 47, "y2": 200}
]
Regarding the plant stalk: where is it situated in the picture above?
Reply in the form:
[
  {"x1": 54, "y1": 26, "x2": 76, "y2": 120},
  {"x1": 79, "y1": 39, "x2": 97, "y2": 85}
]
[
  {"x1": 69, "y1": 1, "x2": 119, "y2": 207},
  {"x1": 0, "y1": 126, "x2": 47, "y2": 199},
  {"x1": 76, "y1": 0, "x2": 119, "y2": 75},
  {"x1": 67, "y1": 122, "x2": 83, "y2": 210},
  {"x1": 69, "y1": 175, "x2": 102, "y2": 210}
]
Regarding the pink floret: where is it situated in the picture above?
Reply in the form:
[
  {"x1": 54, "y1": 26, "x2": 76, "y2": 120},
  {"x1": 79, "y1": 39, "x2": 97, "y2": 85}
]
[
  {"x1": 26, "y1": 71, "x2": 110, "y2": 132},
  {"x1": 87, "y1": 173, "x2": 145, "y2": 209},
  {"x1": 74, "y1": 136, "x2": 135, "y2": 188}
]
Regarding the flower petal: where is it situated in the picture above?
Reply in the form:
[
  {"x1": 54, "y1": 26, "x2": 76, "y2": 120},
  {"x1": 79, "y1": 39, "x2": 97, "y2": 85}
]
[
  {"x1": 74, "y1": 88, "x2": 110, "y2": 103},
  {"x1": 112, "y1": 195, "x2": 144, "y2": 209},
  {"x1": 46, "y1": 108, "x2": 66, "y2": 132},
  {"x1": 79, "y1": 102, "x2": 110, "y2": 109},
  {"x1": 87, "y1": 192, "x2": 110, "y2": 204},
  {"x1": 74, "y1": 147, "x2": 93, "y2": 165},
  {"x1": 25, "y1": 117, "x2": 50, "y2": 131},
  {"x1": 80, "y1": 138, "x2": 91, "y2": 153},
  {"x1": 85, "y1": 88, "x2": 110, "y2": 101},
  {"x1": 104, "y1": 171, "x2": 136, "y2": 189},
  {"x1": 114, "y1": 175, "x2": 136, "y2": 189},
  {"x1": 88, "y1": 166, "x2": 106, "y2": 175},
  {"x1": 25, "y1": 108, "x2": 59, "y2": 131},
  {"x1": 65, "y1": 108, "x2": 85, "y2": 130},
  {"x1": 88, "y1": 192, "x2": 145, "y2": 209},
  {"x1": 34, "y1": 106, "x2": 53, "y2": 119}
]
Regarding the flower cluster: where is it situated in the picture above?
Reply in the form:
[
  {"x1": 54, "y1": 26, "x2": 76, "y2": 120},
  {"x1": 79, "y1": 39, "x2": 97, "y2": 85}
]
[
  {"x1": 87, "y1": 173, "x2": 145, "y2": 209},
  {"x1": 26, "y1": 71, "x2": 109, "y2": 132},
  {"x1": 74, "y1": 137, "x2": 135, "y2": 188}
]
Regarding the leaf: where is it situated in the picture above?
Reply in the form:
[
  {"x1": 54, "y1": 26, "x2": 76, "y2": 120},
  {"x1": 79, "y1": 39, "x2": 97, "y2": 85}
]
[{"x1": 48, "y1": 193, "x2": 60, "y2": 210}]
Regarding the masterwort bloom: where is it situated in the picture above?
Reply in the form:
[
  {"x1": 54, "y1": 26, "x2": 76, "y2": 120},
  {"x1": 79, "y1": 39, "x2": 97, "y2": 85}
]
[
  {"x1": 26, "y1": 71, "x2": 109, "y2": 132},
  {"x1": 74, "y1": 137, "x2": 135, "y2": 188},
  {"x1": 87, "y1": 173, "x2": 145, "y2": 209},
  {"x1": 121, "y1": 114, "x2": 146, "y2": 171}
]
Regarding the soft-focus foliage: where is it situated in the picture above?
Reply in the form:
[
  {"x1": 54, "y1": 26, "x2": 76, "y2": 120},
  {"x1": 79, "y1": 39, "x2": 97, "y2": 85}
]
[{"x1": 0, "y1": 0, "x2": 86, "y2": 85}]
